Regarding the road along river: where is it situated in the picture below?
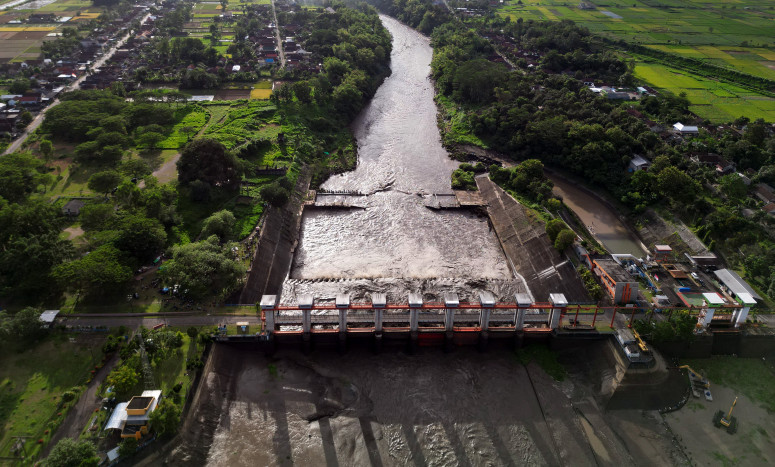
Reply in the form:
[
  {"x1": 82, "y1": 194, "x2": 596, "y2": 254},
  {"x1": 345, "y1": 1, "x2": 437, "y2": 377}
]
[{"x1": 282, "y1": 15, "x2": 524, "y2": 303}]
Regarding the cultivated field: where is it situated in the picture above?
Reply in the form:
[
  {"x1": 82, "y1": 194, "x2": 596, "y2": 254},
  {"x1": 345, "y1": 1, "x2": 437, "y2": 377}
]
[
  {"x1": 0, "y1": 0, "x2": 101, "y2": 63},
  {"x1": 634, "y1": 62, "x2": 775, "y2": 122},
  {"x1": 498, "y1": 0, "x2": 775, "y2": 122}
]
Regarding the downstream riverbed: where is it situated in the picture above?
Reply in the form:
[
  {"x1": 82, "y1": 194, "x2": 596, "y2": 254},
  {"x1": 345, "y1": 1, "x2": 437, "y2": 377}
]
[
  {"x1": 550, "y1": 175, "x2": 646, "y2": 257},
  {"x1": 284, "y1": 15, "x2": 520, "y2": 302}
]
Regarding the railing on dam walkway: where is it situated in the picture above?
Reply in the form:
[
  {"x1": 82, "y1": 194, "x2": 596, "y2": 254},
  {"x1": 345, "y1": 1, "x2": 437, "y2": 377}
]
[{"x1": 257, "y1": 291, "x2": 751, "y2": 336}]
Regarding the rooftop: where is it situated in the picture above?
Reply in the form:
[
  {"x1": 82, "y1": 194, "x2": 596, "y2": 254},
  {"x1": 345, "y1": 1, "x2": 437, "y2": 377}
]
[
  {"x1": 714, "y1": 269, "x2": 762, "y2": 301},
  {"x1": 593, "y1": 258, "x2": 633, "y2": 283}
]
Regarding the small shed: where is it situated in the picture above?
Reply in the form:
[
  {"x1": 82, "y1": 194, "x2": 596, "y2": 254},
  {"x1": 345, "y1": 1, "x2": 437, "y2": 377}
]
[
  {"x1": 39, "y1": 310, "x2": 60, "y2": 327},
  {"x1": 673, "y1": 122, "x2": 699, "y2": 135},
  {"x1": 236, "y1": 322, "x2": 250, "y2": 334},
  {"x1": 62, "y1": 199, "x2": 86, "y2": 216},
  {"x1": 628, "y1": 154, "x2": 650, "y2": 172}
]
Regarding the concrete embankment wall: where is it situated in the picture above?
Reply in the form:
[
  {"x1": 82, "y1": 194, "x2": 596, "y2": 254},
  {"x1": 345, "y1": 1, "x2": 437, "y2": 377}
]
[
  {"x1": 656, "y1": 332, "x2": 775, "y2": 358},
  {"x1": 239, "y1": 167, "x2": 312, "y2": 303}
]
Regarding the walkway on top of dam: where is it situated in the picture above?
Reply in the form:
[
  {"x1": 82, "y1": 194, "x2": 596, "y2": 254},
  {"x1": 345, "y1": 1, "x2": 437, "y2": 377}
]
[{"x1": 307, "y1": 190, "x2": 487, "y2": 209}]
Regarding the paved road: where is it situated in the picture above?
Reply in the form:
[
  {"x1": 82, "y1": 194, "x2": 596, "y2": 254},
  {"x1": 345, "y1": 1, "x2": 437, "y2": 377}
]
[
  {"x1": 62, "y1": 313, "x2": 261, "y2": 329},
  {"x1": 3, "y1": 14, "x2": 150, "y2": 156},
  {"x1": 270, "y1": 0, "x2": 286, "y2": 68}
]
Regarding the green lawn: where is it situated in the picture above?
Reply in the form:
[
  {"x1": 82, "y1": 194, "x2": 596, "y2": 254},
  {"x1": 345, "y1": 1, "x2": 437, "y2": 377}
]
[{"x1": 0, "y1": 334, "x2": 106, "y2": 460}]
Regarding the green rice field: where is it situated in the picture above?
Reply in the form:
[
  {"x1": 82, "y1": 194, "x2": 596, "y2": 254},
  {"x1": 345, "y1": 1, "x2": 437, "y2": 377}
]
[
  {"x1": 634, "y1": 62, "x2": 775, "y2": 122},
  {"x1": 498, "y1": 0, "x2": 775, "y2": 122}
]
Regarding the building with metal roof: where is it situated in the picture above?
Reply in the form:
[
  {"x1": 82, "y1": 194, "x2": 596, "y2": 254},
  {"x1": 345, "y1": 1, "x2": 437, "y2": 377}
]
[{"x1": 713, "y1": 269, "x2": 762, "y2": 301}]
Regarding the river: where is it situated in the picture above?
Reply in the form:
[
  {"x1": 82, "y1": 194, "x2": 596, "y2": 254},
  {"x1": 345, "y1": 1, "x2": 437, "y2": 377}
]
[
  {"x1": 281, "y1": 15, "x2": 523, "y2": 304},
  {"x1": 167, "y1": 16, "x2": 644, "y2": 467},
  {"x1": 550, "y1": 175, "x2": 646, "y2": 257}
]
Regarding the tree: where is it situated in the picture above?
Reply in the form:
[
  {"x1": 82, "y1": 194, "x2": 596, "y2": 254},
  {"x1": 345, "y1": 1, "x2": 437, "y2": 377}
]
[
  {"x1": 160, "y1": 236, "x2": 245, "y2": 300},
  {"x1": 106, "y1": 364, "x2": 139, "y2": 396},
  {"x1": 44, "y1": 438, "x2": 99, "y2": 467},
  {"x1": 187, "y1": 326, "x2": 199, "y2": 339},
  {"x1": 136, "y1": 131, "x2": 165, "y2": 151},
  {"x1": 177, "y1": 138, "x2": 238, "y2": 190},
  {"x1": 656, "y1": 166, "x2": 698, "y2": 205},
  {"x1": 39, "y1": 139, "x2": 54, "y2": 162},
  {"x1": 9, "y1": 78, "x2": 30, "y2": 94},
  {"x1": 200, "y1": 210, "x2": 236, "y2": 241},
  {"x1": 113, "y1": 215, "x2": 167, "y2": 263},
  {"x1": 554, "y1": 229, "x2": 576, "y2": 251},
  {"x1": 117, "y1": 438, "x2": 138, "y2": 459},
  {"x1": 0, "y1": 307, "x2": 47, "y2": 348},
  {"x1": 293, "y1": 81, "x2": 312, "y2": 104},
  {"x1": 88, "y1": 170, "x2": 122, "y2": 197},
  {"x1": 259, "y1": 182, "x2": 290, "y2": 207},
  {"x1": 0, "y1": 201, "x2": 73, "y2": 299},
  {"x1": 18, "y1": 110, "x2": 33, "y2": 128},
  {"x1": 79, "y1": 203, "x2": 115, "y2": 231},
  {"x1": 52, "y1": 244, "x2": 132, "y2": 294},
  {"x1": 0, "y1": 152, "x2": 49, "y2": 203},
  {"x1": 150, "y1": 398, "x2": 181, "y2": 438},
  {"x1": 545, "y1": 219, "x2": 567, "y2": 243},
  {"x1": 719, "y1": 173, "x2": 748, "y2": 201}
]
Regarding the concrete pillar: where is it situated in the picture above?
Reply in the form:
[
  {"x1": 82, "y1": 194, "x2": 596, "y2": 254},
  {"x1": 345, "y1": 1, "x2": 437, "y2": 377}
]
[
  {"x1": 734, "y1": 293, "x2": 756, "y2": 328},
  {"x1": 549, "y1": 293, "x2": 567, "y2": 330},
  {"x1": 443, "y1": 292, "x2": 458, "y2": 353},
  {"x1": 372, "y1": 293, "x2": 386, "y2": 332},
  {"x1": 443, "y1": 292, "x2": 458, "y2": 332},
  {"x1": 336, "y1": 293, "x2": 349, "y2": 353},
  {"x1": 701, "y1": 292, "x2": 724, "y2": 327},
  {"x1": 372, "y1": 293, "x2": 386, "y2": 353},
  {"x1": 478, "y1": 292, "x2": 495, "y2": 352},
  {"x1": 302, "y1": 310, "x2": 311, "y2": 333},
  {"x1": 260, "y1": 295, "x2": 278, "y2": 334},
  {"x1": 515, "y1": 293, "x2": 531, "y2": 331},
  {"x1": 299, "y1": 294, "x2": 313, "y2": 346},
  {"x1": 409, "y1": 292, "x2": 422, "y2": 332}
]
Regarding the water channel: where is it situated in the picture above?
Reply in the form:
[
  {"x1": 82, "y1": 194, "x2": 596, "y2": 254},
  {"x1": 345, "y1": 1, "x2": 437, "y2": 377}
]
[
  {"x1": 550, "y1": 175, "x2": 646, "y2": 257},
  {"x1": 281, "y1": 15, "x2": 523, "y2": 303}
]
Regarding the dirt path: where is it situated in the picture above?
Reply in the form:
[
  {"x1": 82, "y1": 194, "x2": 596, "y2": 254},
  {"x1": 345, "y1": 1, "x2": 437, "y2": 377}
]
[
  {"x1": 42, "y1": 353, "x2": 121, "y2": 458},
  {"x1": 64, "y1": 226, "x2": 84, "y2": 240},
  {"x1": 151, "y1": 153, "x2": 181, "y2": 184},
  {"x1": 665, "y1": 384, "x2": 775, "y2": 465}
]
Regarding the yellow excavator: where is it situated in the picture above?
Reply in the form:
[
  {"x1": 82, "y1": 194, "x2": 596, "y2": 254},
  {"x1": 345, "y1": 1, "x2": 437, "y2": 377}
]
[{"x1": 713, "y1": 397, "x2": 739, "y2": 434}]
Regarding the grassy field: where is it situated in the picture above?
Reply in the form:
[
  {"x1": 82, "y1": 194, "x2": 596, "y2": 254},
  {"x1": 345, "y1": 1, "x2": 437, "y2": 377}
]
[
  {"x1": 633, "y1": 62, "x2": 775, "y2": 122},
  {"x1": 683, "y1": 356, "x2": 775, "y2": 412},
  {"x1": 497, "y1": 0, "x2": 775, "y2": 122},
  {"x1": 0, "y1": 334, "x2": 105, "y2": 460}
]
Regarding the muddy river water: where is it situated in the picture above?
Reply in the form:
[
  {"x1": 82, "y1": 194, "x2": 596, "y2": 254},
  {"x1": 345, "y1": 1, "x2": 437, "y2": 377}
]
[{"x1": 282, "y1": 15, "x2": 523, "y2": 303}]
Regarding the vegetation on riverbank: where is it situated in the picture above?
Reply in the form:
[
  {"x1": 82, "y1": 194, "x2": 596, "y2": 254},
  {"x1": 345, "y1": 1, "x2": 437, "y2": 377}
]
[
  {"x1": 375, "y1": 0, "x2": 775, "y2": 308},
  {"x1": 0, "y1": 3, "x2": 391, "y2": 310}
]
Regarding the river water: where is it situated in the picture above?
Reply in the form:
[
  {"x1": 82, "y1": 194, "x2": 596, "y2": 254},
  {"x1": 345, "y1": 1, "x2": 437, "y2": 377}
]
[
  {"x1": 550, "y1": 176, "x2": 646, "y2": 258},
  {"x1": 282, "y1": 15, "x2": 522, "y2": 303}
]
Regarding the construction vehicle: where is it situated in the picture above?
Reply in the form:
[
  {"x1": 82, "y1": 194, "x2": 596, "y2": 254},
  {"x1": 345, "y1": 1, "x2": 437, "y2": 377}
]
[
  {"x1": 713, "y1": 397, "x2": 739, "y2": 434},
  {"x1": 679, "y1": 365, "x2": 713, "y2": 400},
  {"x1": 631, "y1": 329, "x2": 649, "y2": 353}
]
